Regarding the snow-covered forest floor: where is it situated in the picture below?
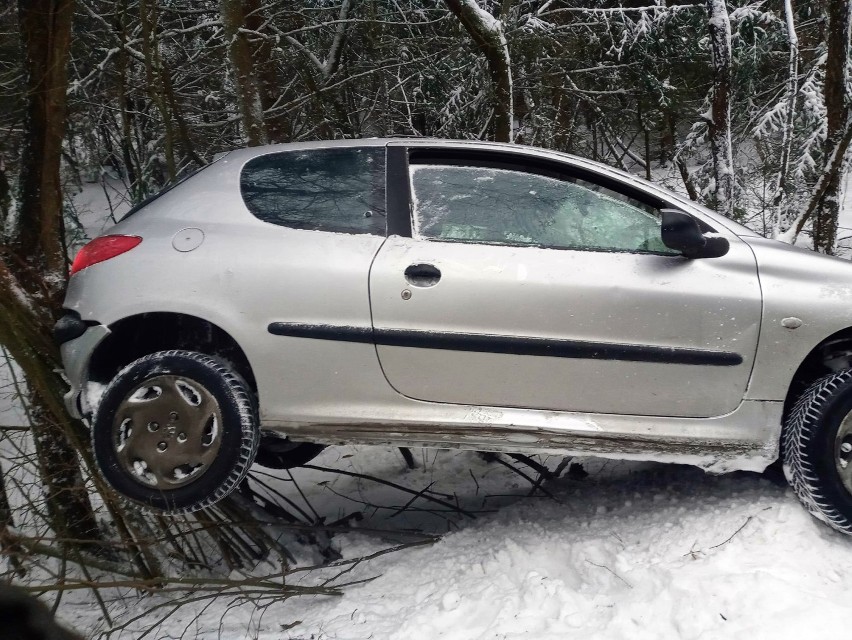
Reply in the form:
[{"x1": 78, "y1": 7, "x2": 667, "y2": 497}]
[
  {"x1": 2, "y1": 173, "x2": 851, "y2": 639},
  {"x1": 263, "y1": 451, "x2": 852, "y2": 640},
  {"x1": 51, "y1": 448, "x2": 852, "y2": 639}
]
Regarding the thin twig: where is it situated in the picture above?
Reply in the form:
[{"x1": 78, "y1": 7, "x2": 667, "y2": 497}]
[
  {"x1": 488, "y1": 455, "x2": 559, "y2": 501},
  {"x1": 709, "y1": 516, "x2": 752, "y2": 549},
  {"x1": 302, "y1": 464, "x2": 478, "y2": 519},
  {"x1": 586, "y1": 560, "x2": 632, "y2": 588},
  {"x1": 387, "y1": 482, "x2": 437, "y2": 519}
]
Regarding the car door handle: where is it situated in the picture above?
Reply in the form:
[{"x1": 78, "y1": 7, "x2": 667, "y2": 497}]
[{"x1": 404, "y1": 263, "x2": 441, "y2": 287}]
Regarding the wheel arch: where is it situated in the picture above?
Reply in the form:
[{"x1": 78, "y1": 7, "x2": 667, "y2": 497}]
[
  {"x1": 784, "y1": 327, "x2": 852, "y2": 418},
  {"x1": 88, "y1": 312, "x2": 257, "y2": 395}
]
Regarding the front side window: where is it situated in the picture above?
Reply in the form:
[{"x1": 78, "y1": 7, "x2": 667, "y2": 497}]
[
  {"x1": 241, "y1": 147, "x2": 386, "y2": 235},
  {"x1": 409, "y1": 163, "x2": 676, "y2": 254}
]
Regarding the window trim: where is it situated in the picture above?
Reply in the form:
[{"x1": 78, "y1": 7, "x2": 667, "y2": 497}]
[
  {"x1": 239, "y1": 146, "x2": 388, "y2": 236},
  {"x1": 386, "y1": 145, "x2": 411, "y2": 237},
  {"x1": 403, "y1": 149, "x2": 693, "y2": 256}
]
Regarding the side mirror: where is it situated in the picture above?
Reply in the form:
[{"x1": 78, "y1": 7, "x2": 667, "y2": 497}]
[{"x1": 660, "y1": 208, "x2": 729, "y2": 259}]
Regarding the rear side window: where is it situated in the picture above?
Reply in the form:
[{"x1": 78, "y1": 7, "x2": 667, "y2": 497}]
[{"x1": 240, "y1": 147, "x2": 386, "y2": 235}]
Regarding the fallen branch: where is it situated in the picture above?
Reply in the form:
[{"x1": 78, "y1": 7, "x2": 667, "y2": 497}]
[
  {"x1": 786, "y1": 115, "x2": 852, "y2": 241},
  {"x1": 302, "y1": 464, "x2": 478, "y2": 519},
  {"x1": 482, "y1": 453, "x2": 559, "y2": 501},
  {"x1": 13, "y1": 574, "x2": 341, "y2": 596}
]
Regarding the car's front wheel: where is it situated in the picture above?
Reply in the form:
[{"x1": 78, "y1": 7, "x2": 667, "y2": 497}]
[
  {"x1": 92, "y1": 350, "x2": 259, "y2": 513},
  {"x1": 783, "y1": 368, "x2": 852, "y2": 534}
]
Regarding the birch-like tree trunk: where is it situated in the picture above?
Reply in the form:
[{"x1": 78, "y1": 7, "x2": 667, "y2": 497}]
[
  {"x1": 771, "y1": 0, "x2": 800, "y2": 239},
  {"x1": 445, "y1": 0, "x2": 514, "y2": 143},
  {"x1": 705, "y1": 0, "x2": 735, "y2": 218}
]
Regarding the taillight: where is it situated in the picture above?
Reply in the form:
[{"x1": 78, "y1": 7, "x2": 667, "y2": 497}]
[{"x1": 70, "y1": 235, "x2": 142, "y2": 276}]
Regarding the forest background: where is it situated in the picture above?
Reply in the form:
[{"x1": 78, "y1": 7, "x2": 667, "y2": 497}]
[{"x1": 0, "y1": 0, "x2": 850, "y2": 636}]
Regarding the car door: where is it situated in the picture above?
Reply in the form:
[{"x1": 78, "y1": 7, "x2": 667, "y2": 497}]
[{"x1": 367, "y1": 146, "x2": 762, "y2": 418}]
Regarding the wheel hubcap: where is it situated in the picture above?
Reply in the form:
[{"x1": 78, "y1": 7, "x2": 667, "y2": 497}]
[
  {"x1": 835, "y1": 411, "x2": 852, "y2": 495},
  {"x1": 112, "y1": 375, "x2": 223, "y2": 488}
]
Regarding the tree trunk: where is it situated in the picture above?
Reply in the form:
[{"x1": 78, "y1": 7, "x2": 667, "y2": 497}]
[
  {"x1": 705, "y1": 0, "x2": 735, "y2": 218},
  {"x1": 139, "y1": 0, "x2": 177, "y2": 181},
  {"x1": 160, "y1": 61, "x2": 204, "y2": 168},
  {"x1": 221, "y1": 0, "x2": 266, "y2": 146},
  {"x1": 771, "y1": 0, "x2": 800, "y2": 239},
  {"x1": 14, "y1": 0, "x2": 75, "y2": 288},
  {"x1": 812, "y1": 0, "x2": 851, "y2": 253},
  {"x1": 7, "y1": 0, "x2": 105, "y2": 546},
  {"x1": 660, "y1": 111, "x2": 676, "y2": 166},
  {"x1": 0, "y1": 259, "x2": 100, "y2": 544},
  {"x1": 114, "y1": 0, "x2": 143, "y2": 202},
  {"x1": 445, "y1": 0, "x2": 514, "y2": 143},
  {"x1": 0, "y1": 454, "x2": 26, "y2": 577},
  {"x1": 0, "y1": 157, "x2": 10, "y2": 231},
  {"x1": 243, "y1": 0, "x2": 288, "y2": 143},
  {"x1": 638, "y1": 102, "x2": 652, "y2": 180},
  {"x1": 677, "y1": 156, "x2": 700, "y2": 201}
]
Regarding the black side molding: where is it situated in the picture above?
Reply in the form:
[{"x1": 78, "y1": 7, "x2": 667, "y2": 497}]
[
  {"x1": 267, "y1": 322, "x2": 743, "y2": 367},
  {"x1": 268, "y1": 323, "x2": 373, "y2": 344}
]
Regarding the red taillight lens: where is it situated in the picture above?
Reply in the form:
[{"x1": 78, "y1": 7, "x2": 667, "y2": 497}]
[{"x1": 70, "y1": 235, "x2": 142, "y2": 276}]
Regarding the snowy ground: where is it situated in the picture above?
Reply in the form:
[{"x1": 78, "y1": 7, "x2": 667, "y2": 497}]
[
  {"x1": 277, "y1": 454, "x2": 848, "y2": 640},
  {"x1": 55, "y1": 446, "x2": 852, "y2": 639}
]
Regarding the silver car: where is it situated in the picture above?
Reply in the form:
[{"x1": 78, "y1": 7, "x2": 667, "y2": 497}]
[{"x1": 55, "y1": 138, "x2": 852, "y2": 534}]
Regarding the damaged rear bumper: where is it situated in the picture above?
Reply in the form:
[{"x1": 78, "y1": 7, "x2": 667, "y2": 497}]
[{"x1": 54, "y1": 312, "x2": 110, "y2": 419}]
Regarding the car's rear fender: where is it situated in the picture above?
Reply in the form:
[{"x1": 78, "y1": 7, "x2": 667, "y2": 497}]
[{"x1": 63, "y1": 191, "x2": 395, "y2": 422}]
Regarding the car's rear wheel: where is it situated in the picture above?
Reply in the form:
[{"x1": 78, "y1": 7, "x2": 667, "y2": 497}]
[
  {"x1": 783, "y1": 368, "x2": 852, "y2": 534},
  {"x1": 92, "y1": 350, "x2": 259, "y2": 514}
]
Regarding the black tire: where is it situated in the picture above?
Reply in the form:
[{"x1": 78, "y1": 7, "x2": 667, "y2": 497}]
[
  {"x1": 92, "y1": 350, "x2": 259, "y2": 514},
  {"x1": 254, "y1": 434, "x2": 326, "y2": 470},
  {"x1": 783, "y1": 368, "x2": 852, "y2": 534}
]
